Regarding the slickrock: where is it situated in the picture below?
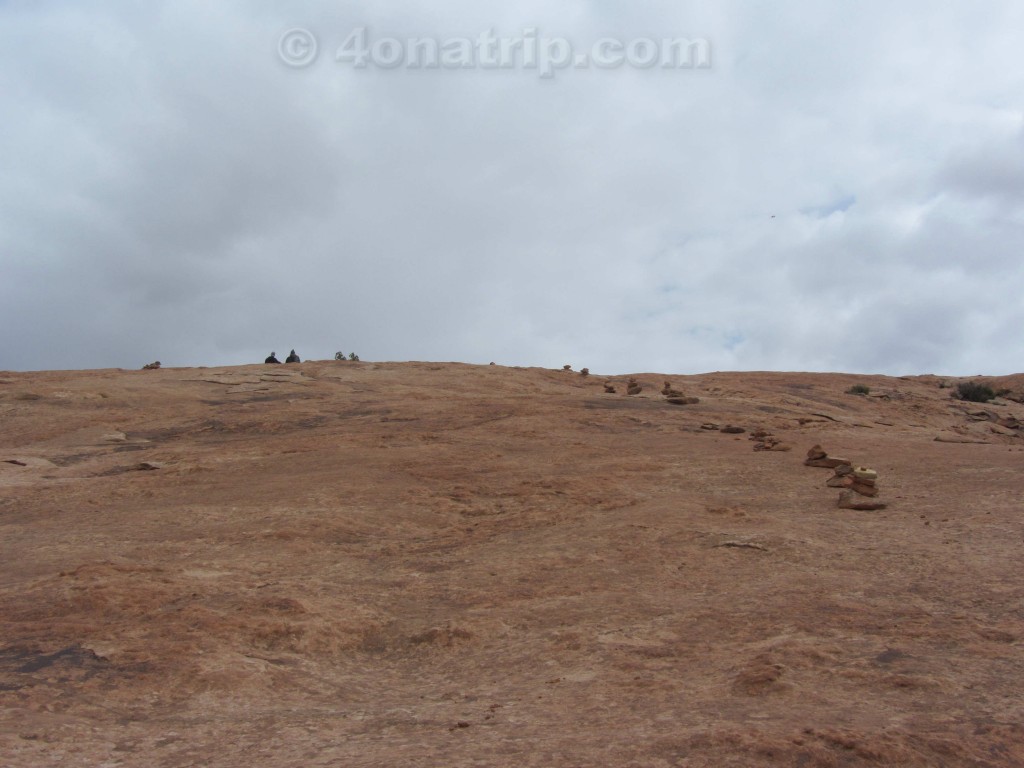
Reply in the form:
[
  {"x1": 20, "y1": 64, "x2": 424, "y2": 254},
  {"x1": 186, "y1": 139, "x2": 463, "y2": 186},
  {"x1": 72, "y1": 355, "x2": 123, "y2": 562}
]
[
  {"x1": 2, "y1": 457, "x2": 56, "y2": 469},
  {"x1": 3, "y1": 363, "x2": 1023, "y2": 767},
  {"x1": 967, "y1": 412, "x2": 1020, "y2": 430},
  {"x1": 935, "y1": 433, "x2": 990, "y2": 444},
  {"x1": 967, "y1": 410, "x2": 997, "y2": 422}
]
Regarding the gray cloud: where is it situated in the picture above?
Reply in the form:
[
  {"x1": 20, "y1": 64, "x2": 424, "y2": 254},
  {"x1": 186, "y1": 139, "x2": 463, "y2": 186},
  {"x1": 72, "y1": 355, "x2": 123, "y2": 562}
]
[{"x1": 2, "y1": 1, "x2": 1024, "y2": 374}]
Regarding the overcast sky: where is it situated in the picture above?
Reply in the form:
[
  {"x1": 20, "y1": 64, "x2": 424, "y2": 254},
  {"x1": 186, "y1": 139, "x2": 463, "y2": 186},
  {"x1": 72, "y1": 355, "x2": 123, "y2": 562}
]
[{"x1": 3, "y1": 1, "x2": 1024, "y2": 375}]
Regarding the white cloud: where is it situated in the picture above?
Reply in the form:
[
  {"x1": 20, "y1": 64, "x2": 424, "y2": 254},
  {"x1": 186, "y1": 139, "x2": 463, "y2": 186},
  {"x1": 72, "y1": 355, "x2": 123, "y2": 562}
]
[{"x1": 2, "y1": 1, "x2": 1024, "y2": 374}]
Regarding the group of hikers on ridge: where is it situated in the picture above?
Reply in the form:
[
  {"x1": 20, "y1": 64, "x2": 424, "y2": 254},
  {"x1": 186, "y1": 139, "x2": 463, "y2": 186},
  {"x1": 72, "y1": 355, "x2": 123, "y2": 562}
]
[
  {"x1": 264, "y1": 349, "x2": 360, "y2": 363},
  {"x1": 265, "y1": 350, "x2": 300, "y2": 364}
]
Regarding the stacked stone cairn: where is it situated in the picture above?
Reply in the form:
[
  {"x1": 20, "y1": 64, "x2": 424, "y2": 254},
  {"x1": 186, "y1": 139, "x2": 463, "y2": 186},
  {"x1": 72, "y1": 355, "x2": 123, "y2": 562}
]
[
  {"x1": 804, "y1": 444, "x2": 887, "y2": 510},
  {"x1": 662, "y1": 380, "x2": 699, "y2": 406},
  {"x1": 750, "y1": 428, "x2": 791, "y2": 452},
  {"x1": 626, "y1": 378, "x2": 643, "y2": 396}
]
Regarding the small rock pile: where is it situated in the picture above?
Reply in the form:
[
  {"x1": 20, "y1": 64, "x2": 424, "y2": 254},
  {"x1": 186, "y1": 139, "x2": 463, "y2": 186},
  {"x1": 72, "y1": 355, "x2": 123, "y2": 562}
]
[
  {"x1": 698, "y1": 423, "x2": 745, "y2": 434},
  {"x1": 603, "y1": 381, "x2": 617, "y2": 394},
  {"x1": 142, "y1": 361, "x2": 161, "y2": 370},
  {"x1": 805, "y1": 445, "x2": 887, "y2": 510},
  {"x1": 803, "y1": 445, "x2": 850, "y2": 468},
  {"x1": 627, "y1": 378, "x2": 643, "y2": 396},
  {"x1": 750, "y1": 429, "x2": 791, "y2": 452},
  {"x1": 829, "y1": 465, "x2": 880, "y2": 496},
  {"x1": 662, "y1": 380, "x2": 699, "y2": 405}
]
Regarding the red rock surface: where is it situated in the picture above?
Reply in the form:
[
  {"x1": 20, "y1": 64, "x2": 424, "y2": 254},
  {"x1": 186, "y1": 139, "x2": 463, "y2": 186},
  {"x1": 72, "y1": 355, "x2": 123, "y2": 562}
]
[{"x1": 1, "y1": 362, "x2": 1023, "y2": 766}]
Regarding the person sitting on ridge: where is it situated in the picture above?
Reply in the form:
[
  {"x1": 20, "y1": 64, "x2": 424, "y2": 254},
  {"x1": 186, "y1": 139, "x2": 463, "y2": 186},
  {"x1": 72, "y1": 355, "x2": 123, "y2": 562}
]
[
  {"x1": 265, "y1": 351, "x2": 281, "y2": 364},
  {"x1": 285, "y1": 349, "x2": 301, "y2": 363}
]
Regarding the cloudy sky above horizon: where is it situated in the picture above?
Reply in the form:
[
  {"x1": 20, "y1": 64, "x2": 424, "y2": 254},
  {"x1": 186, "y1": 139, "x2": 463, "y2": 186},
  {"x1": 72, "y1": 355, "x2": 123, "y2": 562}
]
[{"x1": 3, "y1": 1, "x2": 1024, "y2": 375}]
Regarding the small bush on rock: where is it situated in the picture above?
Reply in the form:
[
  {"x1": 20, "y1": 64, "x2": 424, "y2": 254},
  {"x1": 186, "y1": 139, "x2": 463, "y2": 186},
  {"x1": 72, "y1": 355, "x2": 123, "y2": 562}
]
[{"x1": 955, "y1": 381, "x2": 995, "y2": 403}]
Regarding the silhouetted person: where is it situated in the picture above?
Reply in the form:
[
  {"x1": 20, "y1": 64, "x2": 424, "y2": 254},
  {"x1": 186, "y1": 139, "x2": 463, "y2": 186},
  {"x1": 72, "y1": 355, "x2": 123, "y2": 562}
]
[
  {"x1": 265, "y1": 352, "x2": 281, "y2": 364},
  {"x1": 285, "y1": 349, "x2": 300, "y2": 363}
]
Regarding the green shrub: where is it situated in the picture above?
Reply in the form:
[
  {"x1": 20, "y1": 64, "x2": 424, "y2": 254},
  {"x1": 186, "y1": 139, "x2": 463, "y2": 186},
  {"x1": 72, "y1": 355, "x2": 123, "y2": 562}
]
[
  {"x1": 348, "y1": 353, "x2": 360, "y2": 361},
  {"x1": 846, "y1": 384, "x2": 870, "y2": 396},
  {"x1": 335, "y1": 351, "x2": 346, "y2": 360},
  {"x1": 955, "y1": 381, "x2": 995, "y2": 403}
]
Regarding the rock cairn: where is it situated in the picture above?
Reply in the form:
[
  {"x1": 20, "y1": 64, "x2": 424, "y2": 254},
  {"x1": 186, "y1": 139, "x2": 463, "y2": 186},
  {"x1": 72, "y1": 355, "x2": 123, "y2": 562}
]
[
  {"x1": 661, "y1": 380, "x2": 699, "y2": 405},
  {"x1": 626, "y1": 378, "x2": 643, "y2": 396},
  {"x1": 580, "y1": 368, "x2": 590, "y2": 377},
  {"x1": 142, "y1": 361, "x2": 161, "y2": 370},
  {"x1": 698, "y1": 423, "x2": 747, "y2": 434},
  {"x1": 805, "y1": 445, "x2": 887, "y2": 510},
  {"x1": 803, "y1": 445, "x2": 851, "y2": 469},
  {"x1": 751, "y1": 429, "x2": 791, "y2": 452},
  {"x1": 603, "y1": 381, "x2": 617, "y2": 394}
]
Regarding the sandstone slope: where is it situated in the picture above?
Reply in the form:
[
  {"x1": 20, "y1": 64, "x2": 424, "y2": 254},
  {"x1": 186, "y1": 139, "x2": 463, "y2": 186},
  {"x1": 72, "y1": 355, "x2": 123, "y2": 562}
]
[{"x1": 1, "y1": 362, "x2": 1023, "y2": 767}]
